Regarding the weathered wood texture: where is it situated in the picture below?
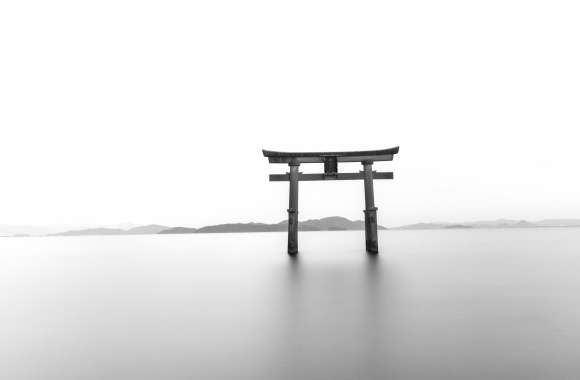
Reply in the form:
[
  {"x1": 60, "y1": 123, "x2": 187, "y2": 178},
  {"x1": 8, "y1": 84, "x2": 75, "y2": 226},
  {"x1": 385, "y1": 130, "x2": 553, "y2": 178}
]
[
  {"x1": 269, "y1": 172, "x2": 393, "y2": 182},
  {"x1": 324, "y1": 156, "x2": 338, "y2": 174},
  {"x1": 287, "y1": 164, "x2": 299, "y2": 255},
  {"x1": 265, "y1": 154, "x2": 394, "y2": 164},
  {"x1": 263, "y1": 147, "x2": 399, "y2": 255},
  {"x1": 362, "y1": 162, "x2": 378, "y2": 254},
  {"x1": 263, "y1": 147, "x2": 399, "y2": 164}
]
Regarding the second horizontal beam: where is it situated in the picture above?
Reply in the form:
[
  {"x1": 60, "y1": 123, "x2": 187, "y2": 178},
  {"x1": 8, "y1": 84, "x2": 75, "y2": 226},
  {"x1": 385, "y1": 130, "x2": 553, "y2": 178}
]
[{"x1": 269, "y1": 171, "x2": 393, "y2": 182}]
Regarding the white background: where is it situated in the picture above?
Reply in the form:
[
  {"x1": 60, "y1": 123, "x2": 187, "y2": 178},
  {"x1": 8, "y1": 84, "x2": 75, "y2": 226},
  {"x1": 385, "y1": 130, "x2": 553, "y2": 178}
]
[{"x1": 1, "y1": 0, "x2": 579, "y2": 227}]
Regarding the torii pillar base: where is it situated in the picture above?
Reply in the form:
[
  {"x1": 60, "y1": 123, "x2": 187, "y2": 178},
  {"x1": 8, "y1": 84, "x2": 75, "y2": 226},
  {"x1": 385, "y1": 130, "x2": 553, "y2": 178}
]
[{"x1": 364, "y1": 207, "x2": 379, "y2": 254}]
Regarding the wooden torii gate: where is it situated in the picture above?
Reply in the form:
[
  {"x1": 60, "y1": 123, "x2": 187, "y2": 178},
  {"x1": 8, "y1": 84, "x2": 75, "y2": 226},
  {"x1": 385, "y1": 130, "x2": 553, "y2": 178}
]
[{"x1": 263, "y1": 147, "x2": 399, "y2": 255}]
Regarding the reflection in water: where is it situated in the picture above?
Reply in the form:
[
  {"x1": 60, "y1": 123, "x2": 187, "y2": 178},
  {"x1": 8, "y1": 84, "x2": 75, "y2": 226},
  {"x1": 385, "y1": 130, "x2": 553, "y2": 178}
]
[
  {"x1": 364, "y1": 253, "x2": 382, "y2": 379},
  {"x1": 1, "y1": 230, "x2": 580, "y2": 380},
  {"x1": 278, "y1": 251, "x2": 390, "y2": 380},
  {"x1": 280, "y1": 254, "x2": 302, "y2": 373}
]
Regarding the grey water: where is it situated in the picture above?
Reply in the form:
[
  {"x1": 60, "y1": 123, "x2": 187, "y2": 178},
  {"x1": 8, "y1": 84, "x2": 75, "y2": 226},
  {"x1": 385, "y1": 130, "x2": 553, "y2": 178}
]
[{"x1": 0, "y1": 229, "x2": 578, "y2": 380}]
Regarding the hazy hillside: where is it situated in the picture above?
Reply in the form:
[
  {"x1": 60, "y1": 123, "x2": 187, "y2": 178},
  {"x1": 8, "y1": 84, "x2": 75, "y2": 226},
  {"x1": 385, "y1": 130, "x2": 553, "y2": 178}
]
[
  {"x1": 53, "y1": 228, "x2": 126, "y2": 236},
  {"x1": 126, "y1": 225, "x2": 169, "y2": 234},
  {"x1": 535, "y1": 219, "x2": 580, "y2": 227},
  {"x1": 51, "y1": 225, "x2": 169, "y2": 236},
  {"x1": 393, "y1": 222, "x2": 449, "y2": 230},
  {"x1": 298, "y1": 216, "x2": 387, "y2": 231},
  {"x1": 158, "y1": 216, "x2": 386, "y2": 234},
  {"x1": 8, "y1": 217, "x2": 580, "y2": 237},
  {"x1": 193, "y1": 223, "x2": 284, "y2": 233},
  {"x1": 0, "y1": 224, "x2": 92, "y2": 236},
  {"x1": 395, "y1": 219, "x2": 580, "y2": 230},
  {"x1": 158, "y1": 227, "x2": 198, "y2": 234}
]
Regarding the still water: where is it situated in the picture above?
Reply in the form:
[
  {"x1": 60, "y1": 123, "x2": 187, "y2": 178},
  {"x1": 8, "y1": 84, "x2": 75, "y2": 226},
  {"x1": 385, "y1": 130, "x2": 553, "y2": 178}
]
[{"x1": 0, "y1": 229, "x2": 578, "y2": 379}]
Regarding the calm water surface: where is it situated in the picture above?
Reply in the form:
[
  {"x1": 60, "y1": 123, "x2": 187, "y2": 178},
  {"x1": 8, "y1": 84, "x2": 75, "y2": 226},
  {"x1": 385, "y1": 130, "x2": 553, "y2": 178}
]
[{"x1": 0, "y1": 229, "x2": 579, "y2": 379}]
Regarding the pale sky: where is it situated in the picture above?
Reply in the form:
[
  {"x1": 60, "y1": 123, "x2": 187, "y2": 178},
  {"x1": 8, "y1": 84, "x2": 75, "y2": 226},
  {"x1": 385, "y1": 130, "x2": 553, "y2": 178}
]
[{"x1": 1, "y1": 0, "x2": 579, "y2": 228}]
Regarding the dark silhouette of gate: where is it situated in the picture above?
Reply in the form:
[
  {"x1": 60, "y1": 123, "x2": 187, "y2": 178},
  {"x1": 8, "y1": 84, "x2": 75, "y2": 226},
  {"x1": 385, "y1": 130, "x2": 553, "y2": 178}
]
[{"x1": 262, "y1": 147, "x2": 399, "y2": 255}]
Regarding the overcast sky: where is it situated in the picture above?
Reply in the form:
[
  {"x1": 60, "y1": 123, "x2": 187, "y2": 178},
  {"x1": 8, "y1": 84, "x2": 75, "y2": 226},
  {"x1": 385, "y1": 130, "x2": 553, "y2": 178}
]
[{"x1": 1, "y1": 0, "x2": 579, "y2": 228}]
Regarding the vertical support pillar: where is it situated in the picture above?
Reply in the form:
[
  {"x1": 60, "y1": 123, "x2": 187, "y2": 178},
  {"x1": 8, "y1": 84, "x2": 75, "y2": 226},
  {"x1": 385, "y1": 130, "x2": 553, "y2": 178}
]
[
  {"x1": 362, "y1": 160, "x2": 378, "y2": 254},
  {"x1": 287, "y1": 161, "x2": 300, "y2": 255}
]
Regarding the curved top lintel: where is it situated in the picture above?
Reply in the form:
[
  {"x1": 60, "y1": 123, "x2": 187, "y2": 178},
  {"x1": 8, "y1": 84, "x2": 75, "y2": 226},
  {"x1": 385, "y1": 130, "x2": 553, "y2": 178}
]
[{"x1": 262, "y1": 146, "x2": 399, "y2": 158}]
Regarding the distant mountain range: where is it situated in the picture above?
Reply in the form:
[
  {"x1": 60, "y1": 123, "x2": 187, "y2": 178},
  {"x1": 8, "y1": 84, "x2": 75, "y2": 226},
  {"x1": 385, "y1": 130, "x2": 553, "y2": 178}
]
[
  {"x1": 2, "y1": 217, "x2": 580, "y2": 237},
  {"x1": 160, "y1": 216, "x2": 383, "y2": 234},
  {"x1": 52, "y1": 224, "x2": 170, "y2": 236},
  {"x1": 393, "y1": 219, "x2": 580, "y2": 230},
  {"x1": 20, "y1": 217, "x2": 382, "y2": 237}
]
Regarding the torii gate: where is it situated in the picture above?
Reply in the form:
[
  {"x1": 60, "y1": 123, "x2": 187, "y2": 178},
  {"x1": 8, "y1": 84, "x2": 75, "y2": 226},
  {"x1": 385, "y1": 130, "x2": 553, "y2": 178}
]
[{"x1": 263, "y1": 147, "x2": 399, "y2": 255}]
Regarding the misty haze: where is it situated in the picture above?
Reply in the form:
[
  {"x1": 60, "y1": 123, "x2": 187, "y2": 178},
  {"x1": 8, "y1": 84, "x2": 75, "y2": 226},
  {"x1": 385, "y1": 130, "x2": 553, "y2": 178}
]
[{"x1": 2, "y1": 0, "x2": 580, "y2": 379}]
